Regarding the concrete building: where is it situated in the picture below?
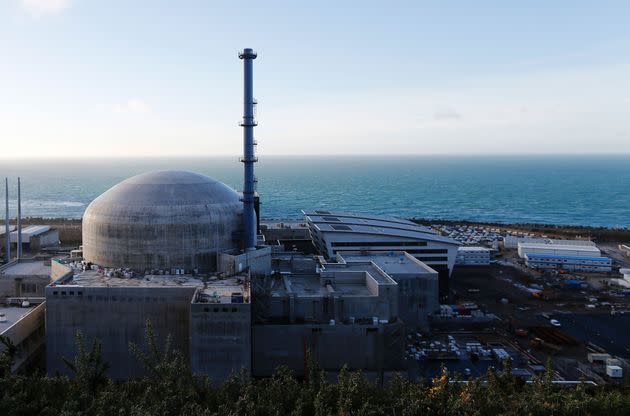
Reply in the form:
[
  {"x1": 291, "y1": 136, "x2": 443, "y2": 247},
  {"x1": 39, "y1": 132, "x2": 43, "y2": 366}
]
[
  {"x1": 9, "y1": 225, "x2": 59, "y2": 252},
  {"x1": 190, "y1": 279, "x2": 251, "y2": 382},
  {"x1": 0, "y1": 259, "x2": 48, "y2": 374},
  {"x1": 337, "y1": 251, "x2": 438, "y2": 329},
  {"x1": 45, "y1": 260, "x2": 252, "y2": 381},
  {"x1": 524, "y1": 254, "x2": 612, "y2": 272},
  {"x1": 517, "y1": 242, "x2": 601, "y2": 259},
  {"x1": 455, "y1": 246, "x2": 492, "y2": 266},
  {"x1": 252, "y1": 252, "x2": 405, "y2": 377},
  {"x1": 0, "y1": 302, "x2": 46, "y2": 373},
  {"x1": 303, "y1": 210, "x2": 458, "y2": 300},
  {"x1": 0, "y1": 259, "x2": 51, "y2": 298},
  {"x1": 82, "y1": 171, "x2": 244, "y2": 273},
  {"x1": 260, "y1": 220, "x2": 310, "y2": 241}
]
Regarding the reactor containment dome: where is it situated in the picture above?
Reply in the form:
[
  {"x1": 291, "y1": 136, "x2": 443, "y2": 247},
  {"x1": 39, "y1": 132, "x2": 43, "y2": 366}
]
[{"x1": 82, "y1": 170, "x2": 243, "y2": 272}]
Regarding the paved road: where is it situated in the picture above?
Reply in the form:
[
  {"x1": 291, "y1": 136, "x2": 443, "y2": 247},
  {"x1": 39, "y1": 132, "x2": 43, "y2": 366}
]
[{"x1": 551, "y1": 313, "x2": 630, "y2": 358}]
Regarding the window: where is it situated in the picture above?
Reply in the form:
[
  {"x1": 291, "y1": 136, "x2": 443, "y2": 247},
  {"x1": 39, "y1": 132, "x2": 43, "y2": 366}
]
[
  {"x1": 331, "y1": 241, "x2": 428, "y2": 247},
  {"x1": 331, "y1": 225, "x2": 352, "y2": 231},
  {"x1": 406, "y1": 249, "x2": 448, "y2": 254},
  {"x1": 20, "y1": 283, "x2": 37, "y2": 294},
  {"x1": 415, "y1": 256, "x2": 448, "y2": 262}
]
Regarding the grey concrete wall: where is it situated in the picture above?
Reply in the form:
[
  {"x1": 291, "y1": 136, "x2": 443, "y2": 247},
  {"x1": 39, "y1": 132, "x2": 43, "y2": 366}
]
[
  {"x1": 30, "y1": 229, "x2": 60, "y2": 250},
  {"x1": 0, "y1": 261, "x2": 52, "y2": 298},
  {"x1": 46, "y1": 285, "x2": 195, "y2": 380},
  {"x1": 252, "y1": 321, "x2": 405, "y2": 377},
  {"x1": 390, "y1": 273, "x2": 438, "y2": 329},
  {"x1": 218, "y1": 247, "x2": 271, "y2": 276},
  {"x1": 190, "y1": 301, "x2": 251, "y2": 382},
  {"x1": 0, "y1": 302, "x2": 46, "y2": 373},
  {"x1": 264, "y1": 291, "x2": 396, "y2": 324}
]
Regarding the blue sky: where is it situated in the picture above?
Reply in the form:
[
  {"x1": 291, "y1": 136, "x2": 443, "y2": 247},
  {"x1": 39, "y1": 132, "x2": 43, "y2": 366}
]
[{"x1": 1, "y1": 0, "x2": 630, "y2": 157}]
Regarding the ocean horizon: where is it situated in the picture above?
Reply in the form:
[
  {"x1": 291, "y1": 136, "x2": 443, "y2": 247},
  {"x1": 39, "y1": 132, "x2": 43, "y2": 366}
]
[{"x1": 1, "y1": 155, "x2": 628, "y2": 228}]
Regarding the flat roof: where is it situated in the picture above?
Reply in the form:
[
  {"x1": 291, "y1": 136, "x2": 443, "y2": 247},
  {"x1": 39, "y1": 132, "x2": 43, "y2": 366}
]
[
  {"x1": 310, "y1": 222, "x2": 458, "y2": 245},
  {"x1": 457, "y1": 246, "x2": 492, "y2": 252},
  {"x1": 323, "y1": 262, "x2": 397, "y2": 285},
  {"x1": 196, "y1": 276, "x2": 250, "y2": 303},
  {"x1": 0, "y1": 260, "x2": 51, "y2": 276},
  {"x1": 303, "y1": 210, "x2": 427, "y2": 228},
  {"x1": 525, "y1": 253, "x2": 611, "y2": 262},
  {"x1": 0, "y1": 306, "x2": 36, "y2": 333},
  {"x1": 51, "y1": 265, "x2": 249, "y2": 304},
  {"x1": 518, "y1": 243, "x2": 600, "y2": 251},
  {"x1": 54, "y1": 268, "x2": 205, "y2": 288},
  {"x1": 272, "y1": 274, "x2": 376, "y2": 298},
  {"x1": 339, "y1": 252, "x2": 437, "y2": 275},
  {"x1": 304, "y1": 212, "x2": 435, "y2": 234},
  {"x1": 261, "y1": 220, "x2": 309, "y2": 229}
]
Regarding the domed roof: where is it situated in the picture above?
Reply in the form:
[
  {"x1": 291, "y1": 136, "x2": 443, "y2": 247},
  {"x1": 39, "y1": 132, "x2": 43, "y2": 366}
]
[
  {"x1": 89, "y1": 170, "x2": 240, "y2": 208},
  {"x1": 82, "y1": 170, "x2": 244, "y2": 271}
]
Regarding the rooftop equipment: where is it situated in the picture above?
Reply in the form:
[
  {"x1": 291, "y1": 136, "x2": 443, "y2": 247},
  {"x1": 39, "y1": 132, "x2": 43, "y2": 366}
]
[{"x1": 239, "y1": 48, "x2": 258, "y2": 251}]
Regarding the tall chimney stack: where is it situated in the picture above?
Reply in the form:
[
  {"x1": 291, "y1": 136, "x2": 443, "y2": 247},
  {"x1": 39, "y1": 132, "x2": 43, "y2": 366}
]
[
  {"x1": 4, "y1": 178, "x2": 10, "y2": 262},
  {"x1": 239, "y1": 48, "x2": 258, "y2": 251},
  {"x1": 17, "y1": 177, "x2": 22, "y2": 259}
]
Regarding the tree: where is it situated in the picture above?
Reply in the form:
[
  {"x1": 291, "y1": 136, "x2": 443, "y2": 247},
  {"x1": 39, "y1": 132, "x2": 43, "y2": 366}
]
[
  {"x1": 0, "y1": 335, "x2": 17, "y2": 377},
  {"x1": 62, "y1": 330, "x2": 109, "y2": 393}
]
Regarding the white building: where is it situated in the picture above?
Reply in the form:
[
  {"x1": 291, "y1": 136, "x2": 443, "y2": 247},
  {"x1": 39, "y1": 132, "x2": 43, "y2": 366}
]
[
  {"x1": 9, "y1": 225, "x2": 59, "y2": 251},
  {"x1": 524, "y1": 253, "x2": 612, "y2": 272},
  {"x1": 456, "y1": 246, "x2": 492, "y2": 266},
  {"x1": 303, "y1": 210, "x2": 459, "y2": 301},
  {"x1": 504, "y1": 236, "x2": 596, "y2": 250},
  {"x1": 517, "y1": 242, "x2": 601, "y2": 259}
]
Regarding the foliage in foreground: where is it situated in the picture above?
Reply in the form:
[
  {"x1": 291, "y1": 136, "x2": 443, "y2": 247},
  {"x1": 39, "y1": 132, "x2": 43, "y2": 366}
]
[{"x1": 1, "y1": 329, "x2": 629, "y2": 416}]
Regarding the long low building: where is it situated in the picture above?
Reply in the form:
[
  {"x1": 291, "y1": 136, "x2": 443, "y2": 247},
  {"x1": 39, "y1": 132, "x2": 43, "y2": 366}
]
[
  {"x1": 455, "y1": 246, "x2": 492, "y2": 266},
  {"x1": 504, "y1": 236, "x2": 596, "y2": 250},
  {"x1": 303, "y1": 210, "x2": 458, "y2": 301},
  {"x1": 517, "y1": 242, "x2": 601, "y2": 259},
  {"x1": 8, "y1": 225, "x2": 59, "y2": 251},
  {"x1": 524, "y1": 253, "x2": 612, "y2": 272}
]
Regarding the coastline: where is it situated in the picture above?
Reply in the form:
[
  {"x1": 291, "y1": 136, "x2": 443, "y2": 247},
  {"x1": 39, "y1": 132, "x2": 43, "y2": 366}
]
[{"x1": 11, "y1": 216, "x2": 630, "y2": 244}]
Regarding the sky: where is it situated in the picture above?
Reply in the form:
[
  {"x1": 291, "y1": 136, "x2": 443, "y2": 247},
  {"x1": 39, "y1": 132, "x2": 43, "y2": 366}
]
[{"x1": 1, "y1": 0, "x2": 630, "y2": 157}]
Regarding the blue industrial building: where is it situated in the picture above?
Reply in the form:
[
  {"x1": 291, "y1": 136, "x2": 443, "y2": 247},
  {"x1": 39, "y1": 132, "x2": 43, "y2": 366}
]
[{"x1": 524, "y1": 253, "x2": 612, "y2": 272}]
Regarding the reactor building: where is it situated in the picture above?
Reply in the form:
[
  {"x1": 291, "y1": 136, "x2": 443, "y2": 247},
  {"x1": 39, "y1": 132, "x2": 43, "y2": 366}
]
[
  {"x1": 82, "y1": 170, "x2": 243, "y2": 272},
  {"x1": 44, "y1": 48, "x2": 457, "y2": 382}
]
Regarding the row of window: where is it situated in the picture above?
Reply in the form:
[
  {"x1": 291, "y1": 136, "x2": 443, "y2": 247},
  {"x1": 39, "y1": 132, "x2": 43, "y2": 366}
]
[
  {"x1": 202, "y1": 307, "x2": 239, "y2": 313},
  {"x1": 411, "y1": 256, "x2": 448, "y2": 262},
  {"x1": 330, "y1": 241, "x2": 428, "y2": 247}
]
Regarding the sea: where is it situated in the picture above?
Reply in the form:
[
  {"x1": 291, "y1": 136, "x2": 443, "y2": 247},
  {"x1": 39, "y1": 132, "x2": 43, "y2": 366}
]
[{"x1": 0, "y1": 155, "x2": 628, "y2": 228}]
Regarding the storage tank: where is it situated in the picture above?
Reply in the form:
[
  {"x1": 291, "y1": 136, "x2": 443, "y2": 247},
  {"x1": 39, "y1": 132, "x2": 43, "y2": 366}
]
[{"x1": 82, "y1": 170, "x2": 243, "y2": 272}]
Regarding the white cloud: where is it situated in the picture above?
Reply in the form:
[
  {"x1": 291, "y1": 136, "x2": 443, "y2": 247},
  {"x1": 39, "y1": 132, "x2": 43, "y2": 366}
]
[
  {"x1": 114, "y1": 98, "x2": 151, "y2": 114},
  {"x1": 433, "y1": 108, "x2": 462, "y2": 121},
  {"x1": 20, "y1": 0, "x2": 72, "y2": 16}
]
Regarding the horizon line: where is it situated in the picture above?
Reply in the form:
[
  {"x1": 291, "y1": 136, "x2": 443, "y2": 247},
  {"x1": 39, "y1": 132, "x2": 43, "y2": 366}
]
[{"x1": 1, "y1": 152, "x2": 630, "y2": 161}]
